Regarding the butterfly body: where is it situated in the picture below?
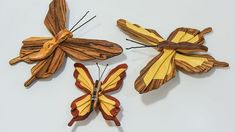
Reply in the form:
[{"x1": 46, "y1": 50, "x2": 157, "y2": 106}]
[
  {"x1": 29, "y1": 29, "x2": 73, "y2": 61},
  {"x1": 90, "y1": 80, "x2": 102, "y2": 111},
  {"x1": 68, "y1": 63, "x2": 128, "y2": 126},
  {"x1": 117, "y1": 19, "x2": 229, "y2": 94}
]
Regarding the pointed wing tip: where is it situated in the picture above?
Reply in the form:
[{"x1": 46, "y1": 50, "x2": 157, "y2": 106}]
[
  {"x1": 24, "y1": 76, "x2": 37, "y2": 87},
  {"x1": 113, "y1": 118, "x2": 121, "y2": 126},
  {"x1": 9, "y1": 56, "x2": 22, "y2": 65},
  {"x1": 201, "y1": 27, "x2": 213, "y2": 35},
  {"x1": 214, "y1": 61, "x2": 229, "y2": 67},
  {"x1": 118, "y1": 63, "x2": 128, "y2": 69},
  {"x1": 117, "y1": 19, "x2": 128, "y2": 29},
  {"x1": 74, "y1": 63, "x2": 84, "y2": 68},
  {"x1": 117, "y1": 19, "x2": 126, "y2": 25},
  {"x1": 68, "y1": 118, "x2": 76, "y2": 127}
]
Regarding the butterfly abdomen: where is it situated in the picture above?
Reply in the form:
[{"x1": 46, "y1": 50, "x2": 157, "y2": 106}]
[{"x1": 91, "y1": 80, "x2": 102, "y2": 111}]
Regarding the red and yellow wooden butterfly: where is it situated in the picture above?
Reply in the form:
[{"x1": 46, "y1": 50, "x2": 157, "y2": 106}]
[
  {"x1": 117, "y1": 19, "x2": 229, "y2": 94},
  {"x1": 68, "y1": 63, "x2": 128, "y2": 126},
  {"x1": 9, "y1": 0, "x2": 123, "y2": 87}
]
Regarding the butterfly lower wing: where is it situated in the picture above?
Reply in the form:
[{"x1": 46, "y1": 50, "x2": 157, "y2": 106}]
[
  {"x1": 44, "y1": 0, "x2": 67, "y2": 36},
  {"x1": 9, "y1": 37, "x2": 51, "y2": 65},
  {"x1": 60, "y1": 38, "x2": 123, "y2": 61},
  {"x1": 101, "y1": 64, "x2": 128, "y2": 93},
  {"x1": 167, "y1": 27, "x2": 212, "y2": 53},
  {"x1": 117, "y1": 19, "x2": 165, "y2": 45},
  {"x1": 98, "y1": 94, "x2": 121, "y2": 126},
  {"x1": 74, "y1": 63, "x2": 94, "y2": 93},
  {"x1": 135, "y1": 49, "x2": 176, "y2": 93},
  {"x1": 24, "y1": 48, "x2": 66, "y2": 87},
  {"x1": 68, "y1": 94, "x2": 92, "y2": 126},
  {"x1": 175, "y1": 53, "x2": 229, "y2": 73}
]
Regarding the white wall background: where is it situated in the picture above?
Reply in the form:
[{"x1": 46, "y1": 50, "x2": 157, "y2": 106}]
[{"x1": 0, "y1": 0, "x2": 234, "y2": 132}]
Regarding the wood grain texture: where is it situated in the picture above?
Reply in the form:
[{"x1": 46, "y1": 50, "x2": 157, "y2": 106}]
[
  {"x1": 117, "y1": 19, "x2": 164, "y2": 46},
  {"x1": 117, "y1": 19, "x2": 229, "y2": 94},
  {"x1": 9, "y1": 0, "x2": 123, "y2": 87},
  {"x1": 60, "y1": 38, "x2": 123, "y2": 61},
  {"x1": 44, "y1": 0, "x2": 67, "y2": 36}
]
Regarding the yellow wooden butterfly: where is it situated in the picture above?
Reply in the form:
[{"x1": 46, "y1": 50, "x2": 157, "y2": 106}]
[
  {"x1": 117, "y1": 19, "x2": 229, "y2": 94},
  {"x1": 68, "y1": 63, "x2": 128, "y2": 126}
]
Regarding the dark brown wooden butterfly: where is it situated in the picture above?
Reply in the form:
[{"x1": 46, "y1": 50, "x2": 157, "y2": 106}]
[{"x1": 9, "y1": 0, "x2": 123, "y2": 87}]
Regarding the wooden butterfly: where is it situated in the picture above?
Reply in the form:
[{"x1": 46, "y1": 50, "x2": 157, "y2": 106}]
[
  {"x1": 117, "y1": 19, "x2": 229, "y2": 94},
  {"x1": 68, "y1": 63, "x2": 128, "y2": 126},
  {"x1": 9, "y1": 0, "x2": 123, "y2": 87}
]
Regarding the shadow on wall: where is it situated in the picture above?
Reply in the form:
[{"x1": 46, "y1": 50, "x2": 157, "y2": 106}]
[{"x1": 140, "y1": 66, "x2": 229, "y2": 105}]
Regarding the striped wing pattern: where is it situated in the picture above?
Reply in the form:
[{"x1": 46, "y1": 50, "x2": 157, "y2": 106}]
[{"x1": 118, "y1": 19, "x2": 229, "y2": 93}]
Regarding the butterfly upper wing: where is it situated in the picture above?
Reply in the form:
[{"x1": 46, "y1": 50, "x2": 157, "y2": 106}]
[
  {"x1": 74, "y1": 63, "x2": 94, "y2": 93},
  {"x1": 44, "y1": 0, "x2": 67, "y2": 36},
  {"x1": 60, "y1": 38, "x2": 123, "y2": 61},
  {"x1": 68, "y1": 94, "x2": 92, "y2": 126},
  {"x1": 117, "y1": 19, "x2": 165, "y2": 45},
  {"x1": 98, "y1": 94, "x2": 121, "y2": 126},
  {"x1": 24, "y1": 48, "x2": 66, "y2": 87},
  {"x1": 100, "y1": 64, "x2": 128, "y2": 93},
  {"x1": 167, "y1": 27, "x2": 212, "y2": 53},
  {"x1": 9, "y1": 37, "x2": 52, "y2": 65}
]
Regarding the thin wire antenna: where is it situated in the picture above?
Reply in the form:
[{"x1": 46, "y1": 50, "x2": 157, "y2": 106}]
[
  {"x1": 126, "y1": 45, "x2": 157, "y2": 50},
  {"x1": 126, "y1": 38, "x2": 147, "y2": 45},
  {"x1": 71, "y1": 15, "x2": 97, "y2": 33},
  {"x1": 99, "y1": 64, "x2": 109, "y2": 81},
  {"x1": 126, "y1": 38, "x2": 157, "y2": 50},
  {"x1": 70, "y1": 11, "x2": 90, "y2": 31},
  {"x1": 96, "y1": 63, "x2": 101, "y2": 79}
]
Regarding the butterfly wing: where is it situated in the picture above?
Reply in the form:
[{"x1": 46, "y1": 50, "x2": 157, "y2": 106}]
[
  {"x1": 135, "y1": 49, "x2": 176, "y2": 93},
  {"x1": 167, "y1": 27, "x2": 212, "y2": 53},
  {"x1": 74, "y1": 63, "x2": 94, "y2": 93},
  {"x1": 97, "y1": 64, "x2": 127, "y2": 126},
  {"x1": 44, "y1": 0, "x2": 67, "y2": 36},
  {"x1": 100, "y1": 64, "x2": 128, "y2": 93},
  {"x1": 11, "y1": 0, "x2": 67, "y2": 86},
  {"x1": 98, "y1": 94, "x2": 121, "y2": 126},
  {"x1": 60, "y1": 38, "x2": 123, "y2": 61},
  {"x1": 168, "y1": 27, "x2": 229, "y2": 72},
  {"x1": 175, "y1": 53, "x2": 229, "y2": 73},
  {"x1": 24, "y1": 48, "x2": 66, "y2": 87},
  {"x1": 68, "y1": 94, "x2": 92, "y2": 126},
  {"x1": 68, "y1": 63, "x2": 95, "y2": 126},
  {"x1": 117, "y1": 19, "x2": 165, "y2": 45},
  {"x1": 9, "y1": 37, "x2": 52, "y2": 65}
]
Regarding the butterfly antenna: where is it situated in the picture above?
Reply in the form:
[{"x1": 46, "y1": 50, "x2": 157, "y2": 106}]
[
  {"x1": 99, "y1": 64, "x2": 109, "y2": 81},
  {"x1": 96, "y1": 63, "x2": 101, "y2": 79},
  {"x1": 70, "y1": 11, "x2": 90, "y2": 31},
  {"x1": 126, "y1": 38, "x2": 157, "y2": 50},
  {"x1": 72, "y1": 15, "x2": 97, "y2": 33}
]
